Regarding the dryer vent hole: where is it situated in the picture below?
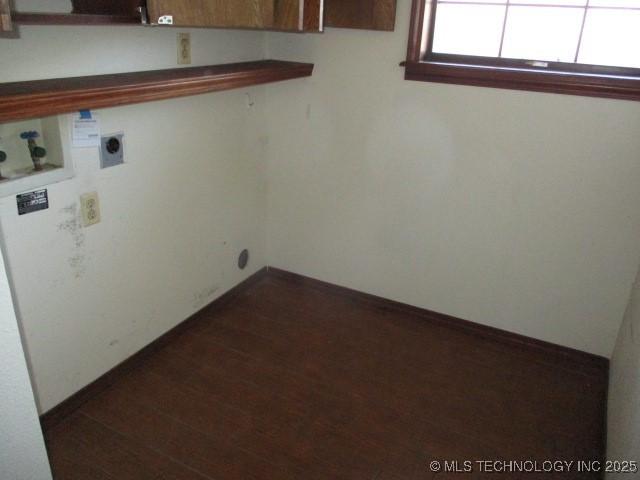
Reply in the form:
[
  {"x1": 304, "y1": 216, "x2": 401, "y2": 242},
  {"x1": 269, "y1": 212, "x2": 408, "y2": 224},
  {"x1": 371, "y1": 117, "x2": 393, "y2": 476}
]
[{"x1": 238, "y1": 249, "x2": 249, "y2": 270}]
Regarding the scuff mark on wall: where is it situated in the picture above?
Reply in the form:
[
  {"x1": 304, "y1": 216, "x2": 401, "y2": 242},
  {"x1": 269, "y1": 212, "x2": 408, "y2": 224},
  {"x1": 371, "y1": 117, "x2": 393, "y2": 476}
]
[
  {"x1": 67, "y1": 255, "x2": 86, "y2": 278},
  {"x1": 57, "y1": 204, "x2": 86, "y2": 278},
  {"x1": 193, "y1": 286, "x2": 220, "y2": 309},
  {"x1": 58, "y1": 204, "x2": 84, "y2": 248}
]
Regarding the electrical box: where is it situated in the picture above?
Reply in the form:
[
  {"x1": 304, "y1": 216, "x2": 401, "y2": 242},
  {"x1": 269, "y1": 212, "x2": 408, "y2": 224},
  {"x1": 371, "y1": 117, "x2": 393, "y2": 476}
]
[
  {"x1": 0, "y1": 115, "x2": 74, "y2": 198},
  {"x1": 100, "y1": 133, "x2": 124, "y2": 169}
]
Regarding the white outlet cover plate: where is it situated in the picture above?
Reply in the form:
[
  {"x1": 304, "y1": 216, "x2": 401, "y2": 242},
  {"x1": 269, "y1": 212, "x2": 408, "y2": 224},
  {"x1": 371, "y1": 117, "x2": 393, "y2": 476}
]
[{"x1": 80, "y1": 191, "x2": 101, "y2": 227}]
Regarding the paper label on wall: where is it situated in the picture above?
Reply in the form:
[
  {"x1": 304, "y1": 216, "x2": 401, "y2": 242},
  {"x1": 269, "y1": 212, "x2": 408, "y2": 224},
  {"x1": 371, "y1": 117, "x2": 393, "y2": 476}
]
[
  {"x1": 72, "y1": 111, "x2": 100, "y2": 148},
  {"x1": 17, "y1": 189, "x2": 48, "y2": 215}
]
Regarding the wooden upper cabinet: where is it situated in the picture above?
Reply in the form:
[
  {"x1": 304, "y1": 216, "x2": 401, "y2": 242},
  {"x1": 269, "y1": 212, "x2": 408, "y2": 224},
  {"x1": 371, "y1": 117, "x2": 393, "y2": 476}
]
[
  {"x1": 68, "y1": 0, "x2": 396, "y2": 32},
  {"x1": 69, "y1": 0, "x2": 395, "y2": 32},
  {"x1": 146, "y1": 0, "x2": 323, "y2": 32}
]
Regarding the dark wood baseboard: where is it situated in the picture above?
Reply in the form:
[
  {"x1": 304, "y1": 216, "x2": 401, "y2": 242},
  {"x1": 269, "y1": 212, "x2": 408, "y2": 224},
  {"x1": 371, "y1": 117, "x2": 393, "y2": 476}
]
[
  {"x1": 40, "y1": 264, "x2": 608, "y2": 432},
  {"x1": 266, "y1": 267, "x2": 609, "y2": 378},
  {"x1": 39, "y1": 267, "x2": 268, "y2": 431}
]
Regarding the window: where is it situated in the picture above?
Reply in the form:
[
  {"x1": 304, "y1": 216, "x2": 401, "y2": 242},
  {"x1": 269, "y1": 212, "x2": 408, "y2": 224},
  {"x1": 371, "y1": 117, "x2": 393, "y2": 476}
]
[{"x1": 404, "y1": 0, "x2": 640, "y2": 101}]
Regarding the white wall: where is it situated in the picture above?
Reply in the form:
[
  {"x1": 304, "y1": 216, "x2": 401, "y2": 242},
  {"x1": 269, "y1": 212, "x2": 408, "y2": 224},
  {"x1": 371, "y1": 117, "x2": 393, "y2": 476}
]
[
  {"x1": 608, "y1": 268, "x2": 640, "y2": 471},
  {"x1": 0, "y1": 1, "x2": 273, "y2": 412},
  {"x1": 0, "y1": 241, "x2": 52, "y2": 480},
  {"x1": 4, "y1": 0, "x2": 640, "y2": 419},
  {"x1": 264, "y1": 0, "x2": 640, "y2": 358}
]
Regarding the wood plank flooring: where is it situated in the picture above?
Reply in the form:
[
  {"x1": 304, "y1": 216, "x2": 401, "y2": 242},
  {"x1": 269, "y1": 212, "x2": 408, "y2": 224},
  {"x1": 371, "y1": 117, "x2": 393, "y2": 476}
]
[{"x1": 44, "y1": 272, "x2": 608, "y2": 479}]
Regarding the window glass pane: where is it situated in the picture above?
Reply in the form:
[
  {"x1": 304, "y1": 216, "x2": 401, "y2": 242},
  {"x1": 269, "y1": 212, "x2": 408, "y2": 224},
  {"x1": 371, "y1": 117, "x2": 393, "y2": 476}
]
[
  {"x1": 501, "y1": 6, "x2": 584, "y2": 62},
  {"x1": 511, "y1": 0, "x2": 586, "y2": 4},
  {"x1": 432, "y1": 4, "x2": 506, "y2": 57},
  {"x1": 578, "y1": 10, "x2": 640, "y2": 67},
  {"x1": 589, "y1": 0, "x2": 640, "y2": 7},
  {"x1": 439, "y1": 0, "x2": 506, "y2": 3}
]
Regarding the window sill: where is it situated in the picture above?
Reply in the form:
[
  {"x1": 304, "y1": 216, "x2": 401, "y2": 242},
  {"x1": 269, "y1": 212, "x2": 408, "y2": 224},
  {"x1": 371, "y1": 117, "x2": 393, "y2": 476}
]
[{"x1": 404, "y1": 61, "x2": 640, "y2": 102}]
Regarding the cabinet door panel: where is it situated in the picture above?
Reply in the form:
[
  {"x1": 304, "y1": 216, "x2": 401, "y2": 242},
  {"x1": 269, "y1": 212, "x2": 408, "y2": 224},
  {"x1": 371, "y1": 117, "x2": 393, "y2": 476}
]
[
  {"x1": 303, "y1": 0, "x2": 323, "y2": 31},
  {"x1": 325, "y1": 0, "x2": 396, "y2": 31},
  {"x1": 148, "y1": 0, "x2": 274, "y2": 28},
  {"x1": 273, "y1": 0, "x2": 323, "y2": 31},
  {"x1": 273, "y1": 0, "x2": 299, "y2": 30},
  {"x1": 147, "y1": 0, "x2": 322, "y2": 32}
]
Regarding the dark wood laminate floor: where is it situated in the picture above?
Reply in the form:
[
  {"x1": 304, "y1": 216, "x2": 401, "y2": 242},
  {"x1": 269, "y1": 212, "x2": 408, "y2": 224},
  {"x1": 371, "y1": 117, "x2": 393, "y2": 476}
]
[{"x1": 45, "y1": 272, "x2": 608, "y2": 479}]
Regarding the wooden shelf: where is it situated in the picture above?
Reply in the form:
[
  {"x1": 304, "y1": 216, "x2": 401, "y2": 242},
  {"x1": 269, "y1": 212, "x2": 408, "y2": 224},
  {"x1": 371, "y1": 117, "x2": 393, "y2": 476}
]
[
  {"x1": 12, "y1": 12, "x2": 141, "y2": 26},
  {"x1": 0, "y1": 60, "x2": 314, "y2": 123}
]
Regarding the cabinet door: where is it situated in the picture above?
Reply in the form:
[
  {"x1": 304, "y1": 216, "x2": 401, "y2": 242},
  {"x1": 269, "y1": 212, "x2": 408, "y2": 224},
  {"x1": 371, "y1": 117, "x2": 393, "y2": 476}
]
[
  {"x1": 325, "y1": 0, "x2": 396, "y2": 31},
  {"x1": 147, "y1": 0, "x2": 323, "y2": 32},
  {"x1": 147, "y1": 0, "x2": 275, "y2": 29},
  {"x1": 273, "y1": 0, "x2": 323, "y2": 31}
]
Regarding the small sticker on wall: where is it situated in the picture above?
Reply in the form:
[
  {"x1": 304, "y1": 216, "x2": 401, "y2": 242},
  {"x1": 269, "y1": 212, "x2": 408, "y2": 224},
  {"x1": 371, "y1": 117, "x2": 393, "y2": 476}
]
[
  {"x1": 17, "y1": 189, "x2": 48, "y2": 215},
  {"x1": 72, "y1": 111, "x2": 100, "y2": 148}
]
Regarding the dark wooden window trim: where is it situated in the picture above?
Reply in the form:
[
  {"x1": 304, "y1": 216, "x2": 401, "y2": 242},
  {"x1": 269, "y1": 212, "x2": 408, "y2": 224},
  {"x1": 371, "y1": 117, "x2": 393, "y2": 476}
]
[{"x1": 404, "y1": 0, "x2": 640, "y2": 101}]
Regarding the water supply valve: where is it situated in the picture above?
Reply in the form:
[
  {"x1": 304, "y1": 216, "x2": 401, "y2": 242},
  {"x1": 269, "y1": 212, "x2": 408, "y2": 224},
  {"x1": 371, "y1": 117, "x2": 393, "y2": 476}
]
[
  {"x1": 20, "y1": 130, "x2": 47, "y2": 171},
  {"x1": 0, "y1": 150, "x2": 6, "y2": 180}
]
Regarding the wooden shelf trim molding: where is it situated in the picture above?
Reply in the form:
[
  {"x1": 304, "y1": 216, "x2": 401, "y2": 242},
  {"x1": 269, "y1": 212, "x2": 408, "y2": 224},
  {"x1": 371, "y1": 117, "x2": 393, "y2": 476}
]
[{"x1": 0, "y1": 60, "x2": 314, "y2": 123}]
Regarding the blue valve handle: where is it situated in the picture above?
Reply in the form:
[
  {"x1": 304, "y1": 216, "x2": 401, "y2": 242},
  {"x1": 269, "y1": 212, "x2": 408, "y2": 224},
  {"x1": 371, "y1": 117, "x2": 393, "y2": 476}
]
[{"x1": 20, "y1": 131, "x2": 40, "y2": 140}]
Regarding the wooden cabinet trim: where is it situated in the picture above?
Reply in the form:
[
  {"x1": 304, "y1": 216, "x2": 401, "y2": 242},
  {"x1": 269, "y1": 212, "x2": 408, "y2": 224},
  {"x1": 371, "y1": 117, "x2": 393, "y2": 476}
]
[
  {"x1": 0, "y1": 0, "x2": 13, "y2": 32},
  {"x1": 12, "y1": 12, "x2": 141, "y2": 26}
]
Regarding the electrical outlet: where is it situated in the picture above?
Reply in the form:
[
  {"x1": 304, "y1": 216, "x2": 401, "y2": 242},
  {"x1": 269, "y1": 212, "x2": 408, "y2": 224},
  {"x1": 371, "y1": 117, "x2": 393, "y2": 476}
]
[
  {"x1": 177, "y1": 33, "x2": 191, "y2": 65},
  {"x1": 80, "y1": 192, "x2": 101, "y2": 227},
  {"x1": 100, "y1": 133, "x2": 124, "y2": 169}
]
